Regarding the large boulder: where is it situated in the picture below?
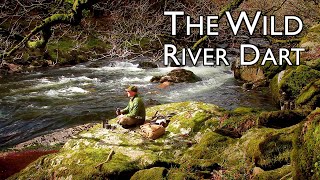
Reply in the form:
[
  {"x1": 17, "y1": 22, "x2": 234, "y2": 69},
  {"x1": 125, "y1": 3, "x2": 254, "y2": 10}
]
[
  {"x1": 10, "y1": 102, "x2": 223, "y2": 179},
  {"x1": 150, "y1": 69, "x2": 201, "y2": 83},
  {"x1": 10, "y1": 101, "x2": 312, "y2": 179}
]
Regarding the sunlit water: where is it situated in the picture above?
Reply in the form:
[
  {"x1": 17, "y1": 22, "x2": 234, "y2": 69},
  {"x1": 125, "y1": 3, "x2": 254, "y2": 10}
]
[{"x1": 0, "y1": 59, "x2": 276, "y2": 148}]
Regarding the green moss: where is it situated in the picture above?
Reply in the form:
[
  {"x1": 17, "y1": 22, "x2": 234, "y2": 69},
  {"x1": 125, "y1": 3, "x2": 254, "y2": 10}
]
[
  {"x1": 261, "y1": 60, "x2": 287, "y2": 80},
  {"x1": 242, "y1": 126, "x2": 297, "y2": 173},
  {"x1": 280, "y1": 65, "x2": 320, "y2": 99},
  {"x1": 254, "y1": 165, "x2": 292, "y2": 180},
  {"x1": 181, "y1": 132, "x2": 235, "y2": 166},
  {"x1": 130, "y1": 167, "x2": 167, "y2": 180},
  {"x1": 166, "y1": 168, "x2": 196, "y2": 180},
  {"x1": 232, "y1": 107, "x2": 256, "y2": 115},
  {"x1": 85, "y1": 36, "x2": 111, "y2": 50},
  {"x1": 167, "y1": 110, "x2": 213, "y2": 134},
  {"x1": 47, "y1": 38, "x2": 74, "y2": 61},
  {"x1": 292, "y1": 108, "x2": 320, "y2": 179},
  {"x1": 216, "y1": 107, "x2": 260, "y2": 138},
  {"x1": 258, "y1": 110, "x2": 309, "y2": 128},
  {"x1": 296, "y1": 80, "x2": 320, "y2": 109}
]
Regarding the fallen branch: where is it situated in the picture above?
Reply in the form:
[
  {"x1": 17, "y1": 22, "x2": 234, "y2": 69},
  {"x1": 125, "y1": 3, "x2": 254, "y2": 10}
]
[{"x1": 95, "y1": 149, "x2": 115, "y2": 171}]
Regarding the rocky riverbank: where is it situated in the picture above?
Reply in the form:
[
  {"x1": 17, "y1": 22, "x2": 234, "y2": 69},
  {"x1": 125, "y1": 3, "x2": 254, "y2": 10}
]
[
  {"x1": 6, "y1": 101, "x2": 320, "y2": 179},
  {"x1": 0, "y1": 123, "x2": 96, "y2": 179}
]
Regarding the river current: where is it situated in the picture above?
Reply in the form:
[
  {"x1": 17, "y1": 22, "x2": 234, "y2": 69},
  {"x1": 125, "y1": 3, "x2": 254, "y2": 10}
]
[{"x1": 0, "y1": 58, "x2": 276, "y2": 148}]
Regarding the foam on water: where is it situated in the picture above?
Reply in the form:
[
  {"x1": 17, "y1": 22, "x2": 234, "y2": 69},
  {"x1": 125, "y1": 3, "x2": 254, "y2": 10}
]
[
  {"x1": 45, "y1": 87, "x2": 89, "y2": 97},
  {"x1": 0, "y1": 59, "x2": 276, "y2": 148}
]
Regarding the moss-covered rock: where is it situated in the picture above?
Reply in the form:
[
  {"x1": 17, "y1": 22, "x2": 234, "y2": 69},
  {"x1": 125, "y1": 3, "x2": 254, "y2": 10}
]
[
  {"x1": 130, "y1": 167, "x2": 167, "y2": 180},
  {"x1": 279, "y1": 65, "x2": 320, "y2": 99},
  {"x1": 10, "y1": 101, "x2": 308, "y2": 179},
  {"x1": 258, "y1": 110, "x2": 310, "y2": 128},
  {"x1": 254, "y1": 165, "x2": 292, "y2": 180},
  {"x1": 10, "y1": 102, "x2": 224, "y2": 179},
  {"x1": 270, "y1": 65, "x2": 320, "y2": 109},
  {"x1": 292, "y1": 108, "x2": 320, "y2": 179},
  {"x1": 215, "y1": 107, "x2": 260, "y2": 138},
  {"x1": 296, "y1": 79, "x2": 320, "y2": 110}
]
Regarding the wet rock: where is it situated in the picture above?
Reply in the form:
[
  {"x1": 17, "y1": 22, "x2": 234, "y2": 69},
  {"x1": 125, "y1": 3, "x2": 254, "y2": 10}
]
[
  {"x1": 13, "y1": 123, "x2": 97, "y2": 150},
  {"x1": 137, "y1": 61, "x2": 158, "y2": 69},
  {"x1": 151, "y1": 69, "x2": 201, "y2": 83},
  {"x1": 232, "y1": 56, "x2": 266, "y2": 83},
  {"x1": 0, "y1": 61, "x2": 22, "y2": 74}
]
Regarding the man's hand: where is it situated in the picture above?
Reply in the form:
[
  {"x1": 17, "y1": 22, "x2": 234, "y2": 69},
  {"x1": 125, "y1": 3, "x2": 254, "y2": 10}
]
[{"x1": 117, "y1": 115, "x2": 124, "y2": 124}]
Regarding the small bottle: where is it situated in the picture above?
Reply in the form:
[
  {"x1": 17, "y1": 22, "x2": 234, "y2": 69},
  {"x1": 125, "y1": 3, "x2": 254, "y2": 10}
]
[
  {"x1": 102, "y1": 119, "x2": 107, "y2": 128},
  {"x1": 116, "y1": 108, "x2": 121, "y2": 115}
]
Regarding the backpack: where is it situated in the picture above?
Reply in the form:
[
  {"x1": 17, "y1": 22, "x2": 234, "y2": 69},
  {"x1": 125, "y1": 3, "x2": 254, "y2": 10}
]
[{"x1": 140, "y1": 123, "x2": 165, "y2": 140}]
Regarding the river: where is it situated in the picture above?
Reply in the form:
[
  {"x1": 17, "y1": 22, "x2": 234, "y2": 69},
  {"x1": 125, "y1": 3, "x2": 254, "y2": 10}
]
[{"x1": 0, "y1": 58, "x2": 276, "y2": 148}]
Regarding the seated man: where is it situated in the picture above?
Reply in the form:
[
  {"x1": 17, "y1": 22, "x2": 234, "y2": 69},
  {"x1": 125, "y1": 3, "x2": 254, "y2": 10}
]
[{"x1": 116, "y1": 85, "x2": 146, "y2": 128}]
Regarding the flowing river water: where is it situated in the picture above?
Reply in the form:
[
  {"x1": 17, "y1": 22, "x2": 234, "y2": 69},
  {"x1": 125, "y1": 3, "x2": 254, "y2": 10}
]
[{"x1": 0, "y1": 58, "x2": 276, "y2": 148}]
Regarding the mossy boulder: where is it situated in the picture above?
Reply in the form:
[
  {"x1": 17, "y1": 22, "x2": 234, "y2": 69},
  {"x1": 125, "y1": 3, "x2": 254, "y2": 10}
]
[
  {"x1": 292, "y1": 108, "x2": 320, "y2": 179},
  {"x1": 232, "y1": 55, "x2": 286, "y2": 90},
  {"x1": 270, "y1": 66, "x2": 320, "y2": 109},
  {"x1": 130, "y1": 167, "x2": 167, "y2": 180},
  {"x1": 10, "y1": 101, "x2": 309, "y2": 179},
  {"x1": 280, "y1": 65, "x2": 320, "y2": 100},
  {"x1": 258, "y1": 110, "x2": 310, "y2": 128},
  {"x1": 296, "y1": 79, "x2": 320, "y2": 110},
  {"x1": 10, "y1": 102, "x2": 224, "y2": 179}
]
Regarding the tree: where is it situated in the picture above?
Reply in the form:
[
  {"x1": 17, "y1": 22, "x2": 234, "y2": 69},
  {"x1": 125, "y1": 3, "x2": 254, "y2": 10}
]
[{"x1": 0, "y1": 0, "x2": 98, "y2": 61}]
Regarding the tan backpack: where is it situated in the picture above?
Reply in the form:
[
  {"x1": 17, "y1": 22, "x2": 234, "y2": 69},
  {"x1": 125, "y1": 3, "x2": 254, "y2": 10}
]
[{"x1": 140, "y1": 123, "x2": 165, "y2": 140}]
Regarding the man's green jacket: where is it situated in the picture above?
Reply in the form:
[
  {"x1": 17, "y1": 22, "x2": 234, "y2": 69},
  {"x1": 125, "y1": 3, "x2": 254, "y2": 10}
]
[{"x1": 121, "y1": 95, "x2": 146, "y2": 120}]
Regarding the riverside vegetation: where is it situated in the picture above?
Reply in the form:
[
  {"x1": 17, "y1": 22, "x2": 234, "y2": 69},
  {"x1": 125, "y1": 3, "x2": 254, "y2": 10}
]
[{"x1": 1, "y1": 0, "x2": 320, "y2": 179}]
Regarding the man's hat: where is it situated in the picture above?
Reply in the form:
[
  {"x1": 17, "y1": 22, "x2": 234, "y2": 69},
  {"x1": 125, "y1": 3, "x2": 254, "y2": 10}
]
[{"x1": 125, "y1": 85, "x2": 138, "y2": 92}]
